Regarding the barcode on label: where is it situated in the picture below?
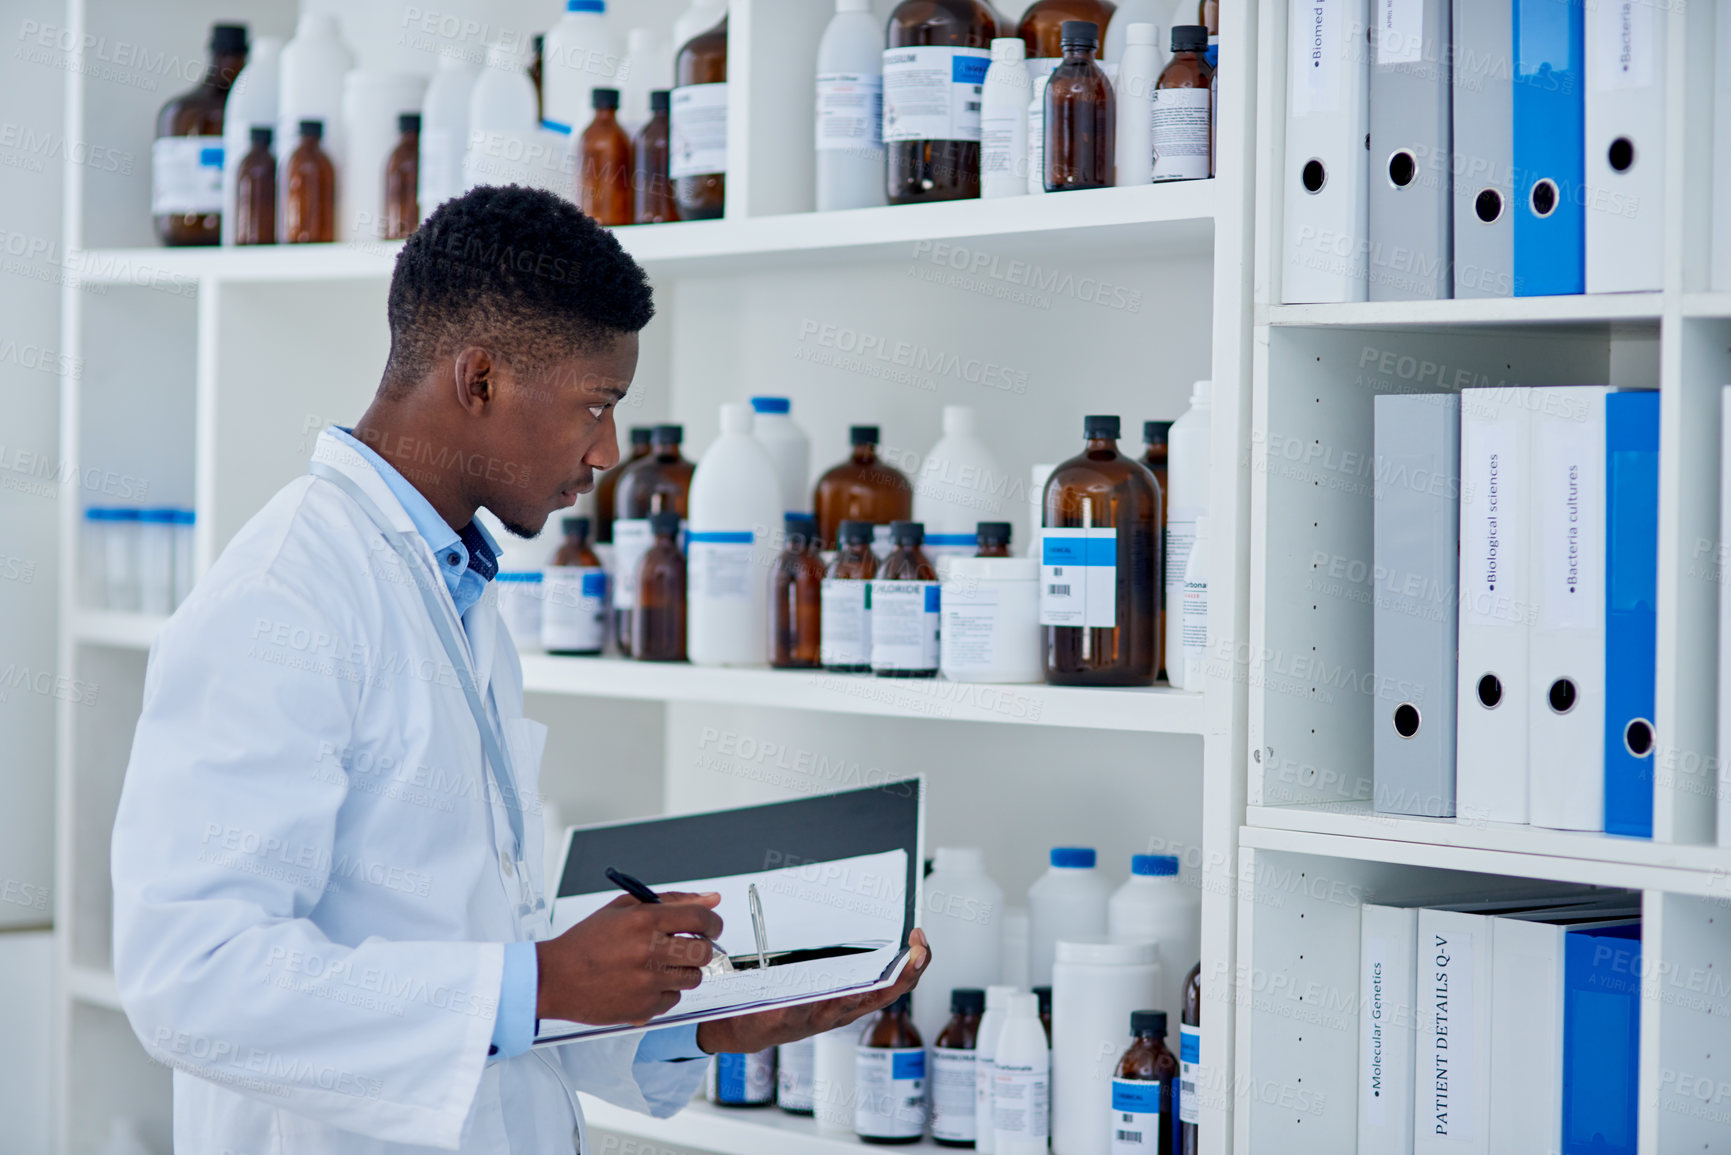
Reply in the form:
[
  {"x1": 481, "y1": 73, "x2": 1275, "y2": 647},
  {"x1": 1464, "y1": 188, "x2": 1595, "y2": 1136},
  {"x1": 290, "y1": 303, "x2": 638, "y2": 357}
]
[
  {"x1": 1115, "y1": 1130, "x2": 1142, "y2": 1143},
  {"x1": 1181, "y1": 1080, "x2": 1195, "y2": 1096},
  {"x1": 1120, "y1": 1113, "x2": 1136, "y2": 1123},
  {"x1": 966, "y1": 101, "x2": 981, "y2": 111},
  {"x1": 1048, "y1": 584, "x2": 1071, "y2": 596}
]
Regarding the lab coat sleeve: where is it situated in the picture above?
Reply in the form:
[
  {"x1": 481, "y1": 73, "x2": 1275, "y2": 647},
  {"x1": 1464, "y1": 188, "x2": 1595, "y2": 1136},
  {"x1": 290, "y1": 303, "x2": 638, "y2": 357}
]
[
  {"x1": 548, "y1": 1029, "x2": 712, "y2": 1118},
  {"x1": 112, "y1": 573, "x2": 502, "y2": 1151}
]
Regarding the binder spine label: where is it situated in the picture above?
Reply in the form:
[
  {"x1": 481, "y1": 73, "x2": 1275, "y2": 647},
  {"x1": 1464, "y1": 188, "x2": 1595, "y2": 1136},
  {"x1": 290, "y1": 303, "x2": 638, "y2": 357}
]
[
  {"x1": 1461, "y1": 417, "x2": 1522, "y2": 628},
  {"x1": 1589, "y1": 0, "x2": 1653, "y2": 90},
  {"x1": 1426, "y1": 929, "x2": 1477, "y2": 1141},
  {"x1": 1292, "y1": 0, "x2": 1353, "y2": 115},
  {"x1": 1538, "y1": 402, "x2": 1600, "y2": 631},
  {"x1": 1377, "y1": 0, "x2": 1425, "y2": 63}
]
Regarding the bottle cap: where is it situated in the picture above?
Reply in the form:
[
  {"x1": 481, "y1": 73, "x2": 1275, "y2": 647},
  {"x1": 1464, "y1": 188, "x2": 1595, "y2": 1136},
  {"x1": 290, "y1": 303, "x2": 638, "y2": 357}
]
[
  {"x1": 991, "y1": 36, "x2": 1027, "y2": 63},
  {"x1": 250, "y1": 125, "x2": 273, "y2": 147},
  {"x1": 399, "y1": 112, "x2": 422, "y2": 134},
  {"x1": 629, "y1": 426, "x2": 654, "y2": 446},
  {"x1": 890, "y1": 520, "x2": 924, "y2": 546},
  {"x1": 985, "y1": 984, "x2": 1018, "y2": 1008},
  {"x1": 652, "y1": 423, "x2": 683, "y2": 444},
  {"x1": 592, "y1": 87, "x2": 620, "y2": 110},
  {"x1": 299, "y1": 119, "x2": 324, "y2": 139},
  {"x1": 941, "y1": 404, "x2": 977, "y2": 435},
  {"x1": 649, "y1": 511, "x2": 681, "y2": 535},
  {"x1": 211, "y1": 23, "x2": 249, "y2": 54},
  {"x1": 1143, "y1": 420, "x2": 1173, "y2": 445},
  {"x1": 1131, "y1": 853, "x2": 1180, "y2": 876},
  {"x1": 838, "y1": 520, "x2": 874, "y2": 546},
  {"x1": 1060, "y1": 19, "x2": 1099, "y2": 47},
  {"x1": 1032, "y1": 985, "x2": 1052, "y2": 1016},
  {"x1": 650, "y1": 89, "x2": 671, "y2": 113},
  {"x1": 1127, "y1": 21, "x2": 1160, "y2": 46},
  {"x1": 849, "y1": 424, "x2": 880, "y2": 445},
  {"x1": 1131, "y1": 1009, "x2": 1167, "y2": 1036},
  {"x1": 1083, "y1": 414, "x2": 1120, "y2": 440},
  {"x1": 932, "y1": 846, "x2": 985, "y2": 872},
  {"x1": 784, "y1": 513, "x2": 818, "y2": 543},
  {"x1": 1057, "y1": 936, "x2": 1160, "y2": 965},
  {"x1": 563, "y1": 516, "x2": 590, "y2": 538},
  {"x1": 533, "y1": 33, "x2": 546, "y2": 52},
  {"x1": 1008, "y1": 992, "x2": 1040, "y2": 1019},
  {"x1": 1051, "y1": 846, "x2": 1096, "y2": 868},
  {"x1": 568, "y1": 0, "x2": 607, "y2": 12},
  {"x1": 886, "y1": 992, "x2": 912, "y2": 1015},
  {"x1": 719, "y1": 402, "x2": 754, "y2": 436},
  {"x1": 951, "y1": 988, "x2": 986, "y2": 1015},
  {"x1": 751, "y1": 396, "x2": 791, "y2": 414},
  {"x1": 838, "y1": 0, "x2": 874, "y2": 11},
  {"x1": 1171, "y1": 24, "x2": 1208, "y2": 51},
  {"x1": 976, "y1": 521, "x2": 1012, "y2": 547},
  {"x1": 1189, "y1": 378, "x2": 1213, "y2": 406}
]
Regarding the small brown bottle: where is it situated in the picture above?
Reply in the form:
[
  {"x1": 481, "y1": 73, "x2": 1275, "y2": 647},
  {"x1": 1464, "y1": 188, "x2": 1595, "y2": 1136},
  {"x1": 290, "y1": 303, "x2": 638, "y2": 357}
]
[
  {"x1": 931, "y1": 988, "x2": 984, "y2": 1147},
  {"x1": 632, "y1": 512, "x2": 687, "y2": 661},
  {"x1": 1151, "y1": 26, "x2": 1214, "y2": 181},
  {"x1": 552, "y1": 516, "x2": 602, "y2": 568},
  {"x1": 1197, "y1": 0, "x2": 1218, "y2": 39},
  {"x1": 529, "y1": 33, "x2": 546, "y2": 122},
  {"x1": 855, "y1": 993, "x2": 926, "y2": 1144},
  {"x1": 233, "y1": 126, "x2": 276, "y2": 246},
  {"x1": 1032, "y1": 984, "x2": 1053, "y2": 1044},
  {"x1": 633, "y1": 90, "x2": 679, "y2": 224},
  {"x1": 284, "y1": 119, "x2": 336, "y2": 244},
  {"x1": 975, "y1": 521, "x2": 1012, "y2": 557},
  {"x1": 872, "y1": 521, "x2": 940, "y2": 678},
  {"x1": 1017, "y1": 0, "x2": 1118, "y2": 62},
  {"x1": 885, "y1": 0, "x2": 999, "y2": 205},
  {"x1": 813, "y1": 426, "x2": 914, "y2": 551},
  {"x1": 383, "y1": 113, "x2": 420, "y2": 240},
  {"x1": 1041, "y1": 415, "x2": 1160, "y2": 686},
  {"x1": 1141, "y1": 422, "x2": 1172, "y2": 680},
  {"x1": 612, "y1": 424, "x2": 695, "y2": 655},
  {"x1": 1043, "y1": 20, "x2": 1114, "y2": 192},
  {"x1": 672, "y1": 15, "x2": 728, "y2": 221},
  {"x1": 544, "y1": 517, "x2": 607, "y2": 656},
  {"x1": 153, "y1": 22, "x2": 249, "y2": 246},
  {"x1": 771, "y1": 514, "x2": 825, "y2": 669},
  {"x1": 1111, "y1": 1010, "x2": 1180, "y2": 1154},
  {"x1": 822, "y1": 520, "x2": 878, "y2": 671},
  {"x1": 1180, "y1": 962, "x2": 1201, "y2": 1155},
  {"x1": 595, "y1": 426, "x2": 653, "y2": 544},
  {"x1": 580, "y1": 88, "x2": 634, "y2": 226}
]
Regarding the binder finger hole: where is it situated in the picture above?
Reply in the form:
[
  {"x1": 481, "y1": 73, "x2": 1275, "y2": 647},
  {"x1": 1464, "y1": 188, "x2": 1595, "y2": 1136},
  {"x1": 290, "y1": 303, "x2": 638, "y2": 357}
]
[
  {"x1": 1624, "y1": 718, "x2": 1654, "y2": 758},
  {"x1": 1393, "y1": 703, "x2": 1421, "y2": 738},
  {"x1": 1474, "y1": 189, "x2": 1503, "y2": 224},
  {"x1": 1547, "y1": 677, "x2": 1577, "y2": 714},
  {"x1": 1301, "y1": 159, "x2": 1327, "y2": 193},
  {"x1": 1387, "y1": 150, "x2": 1417, "y2": 188},
  {"x1": 1476, "y1": 674, "x2": 1502, "y2": 709},
  {"x1": 1530, "y1": 178, "x2": 1559, "y2": 218},
  {"x1": 1608, "y1": 137, "x2": 1635, "y2": 173}
]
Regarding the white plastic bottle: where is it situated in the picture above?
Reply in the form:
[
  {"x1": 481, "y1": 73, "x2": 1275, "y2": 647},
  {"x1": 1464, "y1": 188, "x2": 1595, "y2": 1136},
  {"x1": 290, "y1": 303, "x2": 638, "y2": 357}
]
[
  {"x1": 465, "y1": 40, "x2": 541, "y2": 193},
  {"x1": 618, "y1": 27, "x2": 673, "y2": 136},
  {"x1": 1114, "y1": 23, "x2": 1159, "y2": 186},
  {"x1": 1108, "y1": 853, "x2": 1202, "y2": 1046},
  {"x1": 277, "y1": 13, "x2": 354, "y2": 234},
  {"x1": 419, "y1": 55, "x2": 479, "y2": 215},
  {"x1": 543, "y1": 0, "x2": 621, "y2": 135},
  {"x1": 912, "y1": 404, "x2": 1007, "y2": 566},
  {"x1": 1024, "y1": 57, "x2": 1063, "y2": 196},
  {"x1": 749, "y1": 396, "x2": 812, "y2": 515},
  {"x1": 815, "y1": 0, "x2": 887, "y2": 212},
  {"x1": 980, "y1": 38, "x2": 1029, "y2": 199},
  {"x1": 221, "y1": 36, "x2": 281, "y2": 246},
  {"x1": 1164, "y1": 379, "x2": 1212, "y2": 688},
  {"x1": 992, "y1": 993, "x2": 1051, "y2": 1155},
  {"x1": 975, "y1": 984, "x2": 1019, "y2": 1153},
  {"x1": 778, "y1": 1035, "x2": 816, "y2": 1113},
  {"x1": 916, "y1": 847, "x2": 1006, "y2": 1044},
  {"x1": 1028, "y1": 847, "x2": 1111, "y2": 987},
  {"x1": 687, "y1": 402, "x2": 783, "y2": 666},
  {"x1": 1103, "y1": 0, "x2": 1168, "y2": 64},
  {"x1": 341, "y1": 72, "x2": 427, "y2": 240},
  {"x1": 1181, "y1": 514, "x2": 1210, "y2": 689},
  {"x1": 814, "y1": 1021, "x2": 861, "y2": 1133},
  {"x1": 1051, "y1": 938, "x2": 1163, "y2": 1155},
  {"x1": 1000, "y1": 908, "x2": 1031, "y2": 989}
]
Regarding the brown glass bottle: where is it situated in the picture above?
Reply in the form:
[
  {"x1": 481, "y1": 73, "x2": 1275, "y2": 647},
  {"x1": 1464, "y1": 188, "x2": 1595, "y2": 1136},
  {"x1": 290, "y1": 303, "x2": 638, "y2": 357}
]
[
  {"x1": 233, "y1": 126, "x2": 276, "y2": 245},
  {"x1": 813, "y1": 426, "x2": 914, "y2": 549},
  {"x1": 1114, "y1": 1010, "x2": 1180, "y2": 1154},
  {"x1": 579, "y1": 88, "x2": 634, "y2": 227},
  {"x1": 612, "y1": 424, "x2": 695, "y2": 654},
  {"x1": 1044, "y1": 21, "x2": 1114, "y2": 191},
  {"x1": 857, "y1": 993, "x2": 926, "y2": 1145},
  {"x1": 874, "y1": 521, "x2": 939, "y2": 678},
  {"x1": 384, "y1": 113, "x2": 420, "y2": 240},
  {"x1": 931, "y1": 988, "x2": 983, "y2": 1149},
  {"x1": 771, "y1": 514, "x2": 825, "y2": 669},
  {"x1": 1141, "y1": 422, "x2": 1172, "y2": 680},
  {"x1": 634, "y1": 90, "x2": 679, "y2": 224},
  {"x1": 632, "y1": 512, "x2": 687, "y2": 661},
  {"x1": 153, "y1": 23, "x2": 248, "y2": 246},
  {"x1": 672, "y1": 16, "x2": 728, "y2": 221},
  {"x1": 885, "y1": 0, "x2": 998, "y2": 205},
  {"x1": 1042, "y1": 415, "x2": 1159, "y2": 686},
  {"x1": 1197, "y1": 0, "x2": 1218, "y2": 38},
  {"x1": 1017, "y1": 0, "x2": 1117, "y2": 60},
  {"x1": 529, "y1": 34, "x2": 546, "y2": 122},
  {"x1": 552, "y1": 516, "x2": 601, "y2": 567},
  {"x1": 595, "y1": 426, "x2": 653, "y2": 544},
  {"x1": 975, "y1": 521, "x2": 1012, "y2": 557},
  {"x1": 1180, "y1": 962, "x2": 1201, "y2": 1155},
  {"x1": 284, "y1": 120, "x2": 336, "y2": 244},
  {"x1": 1152, "y1": 26, "x2": 1214, "y2": 181},
  {"x1": 823, "y1": 521, "x2": 878, "y2": 672}
]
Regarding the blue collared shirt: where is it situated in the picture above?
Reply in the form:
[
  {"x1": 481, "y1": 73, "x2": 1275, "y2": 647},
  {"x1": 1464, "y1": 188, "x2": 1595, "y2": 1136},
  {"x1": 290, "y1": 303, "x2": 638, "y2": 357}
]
[{"x1": 331, "y1": 428, "x2": 705, "y2": 1064}]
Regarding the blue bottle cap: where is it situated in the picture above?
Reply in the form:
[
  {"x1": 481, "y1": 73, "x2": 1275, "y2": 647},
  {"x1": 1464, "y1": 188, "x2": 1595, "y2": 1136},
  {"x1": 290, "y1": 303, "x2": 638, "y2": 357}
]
[
  {"x1": 1050, "y1": 847, "x2": 1096, "y2": 868},
  {"x1": 750, "y1": 396, "x2": 791, "y2": 414},
  {"x1": 1131, "y1": 854, "x2": 1179, "y2": 876}
]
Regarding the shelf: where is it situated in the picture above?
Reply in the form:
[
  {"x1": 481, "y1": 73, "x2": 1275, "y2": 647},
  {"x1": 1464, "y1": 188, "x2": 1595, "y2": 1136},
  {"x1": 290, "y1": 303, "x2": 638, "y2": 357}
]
[
  {"x1": 520, "y1": 654, "x2": 1205, "y2": 733},
  {"x1": 65, "y1": 965, "x2": 122, "y2": 1011},
  {"x1": 71, "y1": 611, "x2": 166, "y2": 650},
  {"x1": 1264, "y1": 292, "x2": 1663, "y2": 330},
  {"x1": 580, "y1": 1095, "x2": 942, "y2": 1154},
  {"x1": 1682, "y1": 292, "x2": 1731, "y2": 319}
]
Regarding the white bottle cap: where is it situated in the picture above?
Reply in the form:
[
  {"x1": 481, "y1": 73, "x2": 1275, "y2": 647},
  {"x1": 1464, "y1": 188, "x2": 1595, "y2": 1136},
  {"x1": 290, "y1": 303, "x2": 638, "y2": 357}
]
[
  {"x1": 1055, "y1": 936, "x2": 1160, "y2": 965},
  {"x1": 486, "y1": 40, "x2": 524, "y2": 70},
  {"x1": 933, "y1": 846, "x2": 986, "y2": 872},
  {"x1": 1007, "y1": 992, "x2": 1040, "y2": 1019},
  {"x1": 719, "y1": 401, "x2": 755, "y2": 435},
  {"x1": 1127, "y1": 22, "x2": 1160, "y2": 45},
  {"x1": 1189, "y1": 378, "x2": 1213, "y2": 406},
  {"x1": 298, "y1": 11, "x2": 341, "y2": 38},
  {"x1": 986, "y1": 984, "x2": 1019, "y2": 1008},
  {"x1": 991, "y1": 37, "x2": 1027, "y2": 63},
  {"x1": 838, "y1": 0, "x2": 873, "y2": 11},
  {"x1": 941, "y1": 404, "x2": 976, "y2": 435}
]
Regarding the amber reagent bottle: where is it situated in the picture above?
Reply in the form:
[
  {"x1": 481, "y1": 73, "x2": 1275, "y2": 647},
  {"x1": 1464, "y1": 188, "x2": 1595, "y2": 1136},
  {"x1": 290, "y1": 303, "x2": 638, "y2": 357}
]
[
  {"x1": 1044, "y1": 20, "x2": 1114, "y2": 192},
  {"x1": 884, "y1": 0, "x2": 998, "y2": 205},
  {"x1": 771, "y1": 514, "x2": 825, "y2": 669},
  {"x1": 813, "y1": 425, "x2": 914, "y2": 550},
  {"x1": 284, "y1": 119, "x2": 336, "y2": 244},
  {"x1": 634, "y1": 90, "x2": 679, "y2": 224},
  {"x1": 580, "y1": 88, "x2": 634, "y2": 226},
  {"x1": 153, "y1": 22, "x2": 249, "y2": 246},
  {"x1": 233, "y1": 126, "x2": 276, "y2": 245},
  {"x1": 632, "y1": 512, "x2": 687, "y2": 661},
  {"x1": 384, "y1": 113, "x2": 420, "y2": 240}
]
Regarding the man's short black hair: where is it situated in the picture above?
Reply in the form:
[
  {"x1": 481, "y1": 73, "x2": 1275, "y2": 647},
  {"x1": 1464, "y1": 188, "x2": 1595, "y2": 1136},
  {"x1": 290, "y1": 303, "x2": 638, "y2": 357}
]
[{"x1": 382, "y1": 184, "x2": 654, "y2": 395}]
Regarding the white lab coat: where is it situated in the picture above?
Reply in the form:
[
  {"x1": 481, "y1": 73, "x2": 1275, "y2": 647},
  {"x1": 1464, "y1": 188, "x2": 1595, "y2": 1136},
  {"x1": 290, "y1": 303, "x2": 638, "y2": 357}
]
[{"x1": 111, "y1": 430, "x2": 708, "y2": 1153}]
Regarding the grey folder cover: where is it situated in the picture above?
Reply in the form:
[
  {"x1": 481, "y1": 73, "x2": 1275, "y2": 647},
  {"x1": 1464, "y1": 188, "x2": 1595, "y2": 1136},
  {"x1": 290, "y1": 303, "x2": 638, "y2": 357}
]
[
  {"x1": 1451, "y1": 0, "x2": 1515, "y2": 297},
  {"x1": 1367, "y1": 0, "x2": 1454, "y2": 299},
  {"x1": 1373, "y1": 394, "x2": 1460, "y2": 815}
]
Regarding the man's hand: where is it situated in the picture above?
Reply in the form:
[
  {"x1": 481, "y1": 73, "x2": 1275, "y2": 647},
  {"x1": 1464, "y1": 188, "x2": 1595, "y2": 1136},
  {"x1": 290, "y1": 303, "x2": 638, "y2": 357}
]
[
  {"x1": 535, "y1": 892, "x2": 723, "y2": 1025},
  {"x1": 694, "y1": 928, "x2": 931, "y2": 1055}
]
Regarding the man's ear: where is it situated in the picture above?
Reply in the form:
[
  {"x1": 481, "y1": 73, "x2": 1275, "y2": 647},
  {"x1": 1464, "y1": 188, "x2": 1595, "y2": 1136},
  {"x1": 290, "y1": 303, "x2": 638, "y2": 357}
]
[{"x1": 452, "y1": 346, "x2": 501, "y2": 413}]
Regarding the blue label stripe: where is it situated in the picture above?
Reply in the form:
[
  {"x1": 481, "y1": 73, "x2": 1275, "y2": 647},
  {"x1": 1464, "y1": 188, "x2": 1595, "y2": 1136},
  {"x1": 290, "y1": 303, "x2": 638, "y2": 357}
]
[
  {"x1": 924, "y1": 584, "x2": 941, "y2": 612},
  {"x1": 1042, "y1": 536, "x2": 1117, "y2": 566},
  {"x1": 952, "y1": 54, "x2": 990, "y2": 84},
  {"x1": 926, "y1": 533, "x2": 978, "y2": 545},
  {"x1": 1180, "y1": 1028, "x2": 1199, "y2": 1064},
  {"x1": 540, "y1": 119, "x2": 573, "y2": 135},
  {"x1": 892, "y1": 1050, "x2": 926, "y2": 1079},
  {"x1": 1112, "y1": 1079, "x2": 1162, "y2": 1112},
  {"x1": 687, "y1": 531, "x2": 754, "y2": 544},
  {"x1": 580, "y1": 571, "x2": 608, "y2": 597},
  {"x1": 199, "y1": 146, "x2": 224, "y2": 166}
]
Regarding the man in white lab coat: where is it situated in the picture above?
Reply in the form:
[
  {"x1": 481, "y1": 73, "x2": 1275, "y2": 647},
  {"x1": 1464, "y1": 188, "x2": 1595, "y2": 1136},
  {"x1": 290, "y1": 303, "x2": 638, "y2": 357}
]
[{"x1": 111, "y1": 185, "x2": 929, "y2": 1153}]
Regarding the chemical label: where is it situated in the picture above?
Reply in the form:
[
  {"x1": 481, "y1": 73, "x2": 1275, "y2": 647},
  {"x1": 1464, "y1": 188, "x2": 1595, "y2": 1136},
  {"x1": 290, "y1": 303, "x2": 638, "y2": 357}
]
[
  {"x1": 923, "y1": 534, "x2": 977, "y2": 565},
  {"x1": 1151, "y1": 88, "x2": 1212, "y2": 181},
  {"x1": 1109, "y1": 1077, "x2": 1161, "y2": 1152},
  {"x1": 882, "y1": 45, "x2": 991, "y2": 143},
  {"x1": 1180, "y1": 574, "x2": 1209, "y2": 675},
  {"x1": 974, "y1": 1055, "x2": 996, "y2": 1141},
  {"x1": 816, "y1": 73, "x2": 884, "y2": 152},
  {"x1": 1040, "y1": 527, "x2": 1118, "y2": 629},
  {"x1": 778, "y1": 1038, "x2": 815, "y2": 1112},
  {"x1": 1026, "y1": 71, "x2": 1051, "y2": 194},
  {"x1": 541, "y1": 566, "x2": 607, "y2": 652},
  {"x1": 670, "y1": 81, "x2": 729, "y2": 178},
  {"x1": 152, "y1": 136, "x2": 224, "y2": 215},
  {"x1": 1164, "y1": 517, "x2": 1198, "y2": 624},
  {"x1": 688, "y1": 531, "x2": 755, "y2": 601},
  {"x1": 855, "y1": 1046, "x2": 927, "y2": 1139},
  {"x1": 820, "y1": 578, "x2": 871, "y2": 667},
  {"x1": 991, "y1": 1056, "x2": 1050, "y2": 1141},
  {"x1": 1179, "y1": 1025, "x2": 1201, "y2": 1125},
  {"x1": 930, "y1": 1046, "x2": 977, "y2": 1142},
  {"x1": 610, "y1": 519, "x2": 654, "y2": 610},
  {"x1": 940, "y1": 585, "x2": 999, "y2": 672},
  {"x1": 709, "y1": 1049, "x2": 775, "y2": 1105},
  {"x1": 870, "y1": 580, "x2": 941, "y2": 672}
]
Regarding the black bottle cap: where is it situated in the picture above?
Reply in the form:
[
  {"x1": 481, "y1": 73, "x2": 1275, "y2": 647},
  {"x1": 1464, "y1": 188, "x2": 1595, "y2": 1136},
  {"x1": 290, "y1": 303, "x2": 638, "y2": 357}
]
[
  {"x1": 784, "y1": 513, "x2": 818, "y2": 542},
  {"x1": 652, "y1": 423, "x2": 683, "y2": 444},
  {"x1": 890, "y1": 520, "x2": 924, "y2": 546},
  {"x1": 1130, "y1": 1009, "x2": 1167, "y2": 1036},
  {"x1": 1171, "y1": 24, "x2": 1209, "y2": 52},
  {"x1": 649, "y1": 511, "x2": 681, "y2": 536},
  {"x1": 211, "y1": 23, "x2": 248, "y2": 54},
  {"x1": 592, "y1": 87, "x2": 620, "y2": 110},
  {"x1": 976, "y1": 521, "x2": 1012, "y2": 547},
  {"x1": 951, "y1": 988, "x2": 986, "y2": 1015},
  {"x1": 849, "y1": 424, "x2": 881, "y2": 446},
  {"x1": 399, "y1": 112, "x2": 422, "y2": 135},
  {"x1": 533, "y1": 33, "x2": 546, "y2": 53},
  {"x1": 299, "y1": 119, "x2": 324, "y2": 140},
  {"x1": 886, "y1": 992, "x2": 913, "y2": 1015},
  {"x1": 249, "y1": 125, "x2": 273, "y2": 148},
  {"x1": 563, "y1": 516, "x2": 590, "y2": 538},
  {"x1": 1143, "y1": 420, "x2": 1173, "y2": 445},
  {"x1": 628, "y1": 426, "x2": 654, "y2": 446},
  {"x1": 650, "y1": 89, "x2": 671, "y2": 113},
  {"x1": 1060, "y1": 19, "x2": 1099, "y2": 47},
  {"x1": 838, "y1": 519, "x2": 874, "y2": 545},
  {"x1": 1032, "y1": 985, "x2": 1052, "y2": 1015},
  {"x1": 1084, "y1": 414, "x2": 1121, "y2": 440}
]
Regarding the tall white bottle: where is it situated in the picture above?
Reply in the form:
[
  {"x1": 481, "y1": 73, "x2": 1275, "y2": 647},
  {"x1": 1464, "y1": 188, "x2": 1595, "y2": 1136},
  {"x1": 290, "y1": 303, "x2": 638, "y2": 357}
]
[
  {"x1": 687, "y1": 403, "x2": 784, "y2": 666},
  {"x1": 465, "y1": 41, "x2": 540, "y2": 193},
  {"x1": 1107, "y1": 853, "x2": 1201, "y2": 1044},
  {"x1": 1027, "y1": 847, "x2": 1110, "y2": 987},
  {"x1": 974, "y1": 984, "x2": 1020, "y2": 1154},
  {"x1": 341, "y1": 72, "x2": 427, "y2": 240},
  {"x1": 992, "y1": 993, "x2": 1052, "y2": 1155},
  {"x1": 912, "y1": 405, "x2": 1006, "y2": 565},
  {"x1": 814, "y1": 1021, "x2": 861, "y2": 1133},
  {"x1": 543, "y1": 0, "x2": 622, "y2": 134},
  {"x1": 277, "y1": 13, "x2": 354, "y2": 234},
  {"x1": 619, "y1": 27, "x2": 673, "y2": 136},
  {"x1": 1103, "y1": 0, "x2": 1169, "y2": 64},
  {"x1": 980, "y1": 38, "x2": 1029, "y2": 199},
  {"x1": 815, "y1": 0, "x2": 887, "y2": 212},
  {"x1": 420, "y1": 55, "x2": 480, "y2": 215},
  {"x1": 750, "y1": 397, "x2": 811, "y2": 516},
  {"x1": 1164, "y1": 379, "x2": 1212, "y2": 688},
  {"x1": 1114, "y1": 23, "x2": 1159, "y2": 185},
  {"x1": 916, "y1": 847, "x2": 1006, "y2": 1044},
  {"x1": 221, "y1": 36, "x2": 281, "y2": 246}
]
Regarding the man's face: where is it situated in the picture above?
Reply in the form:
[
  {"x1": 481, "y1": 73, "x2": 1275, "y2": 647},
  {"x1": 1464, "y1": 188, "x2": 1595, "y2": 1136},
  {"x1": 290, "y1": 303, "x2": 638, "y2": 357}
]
[{"x1": 480, "y1": 331, "x2": 638, "y2": 538}]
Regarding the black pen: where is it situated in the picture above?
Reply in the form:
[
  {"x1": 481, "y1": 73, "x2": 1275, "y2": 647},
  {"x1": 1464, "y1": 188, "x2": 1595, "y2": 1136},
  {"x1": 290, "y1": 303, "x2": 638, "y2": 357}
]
[{"x1": 606, "y1": 866, "x2": 734, "y2": 973}]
